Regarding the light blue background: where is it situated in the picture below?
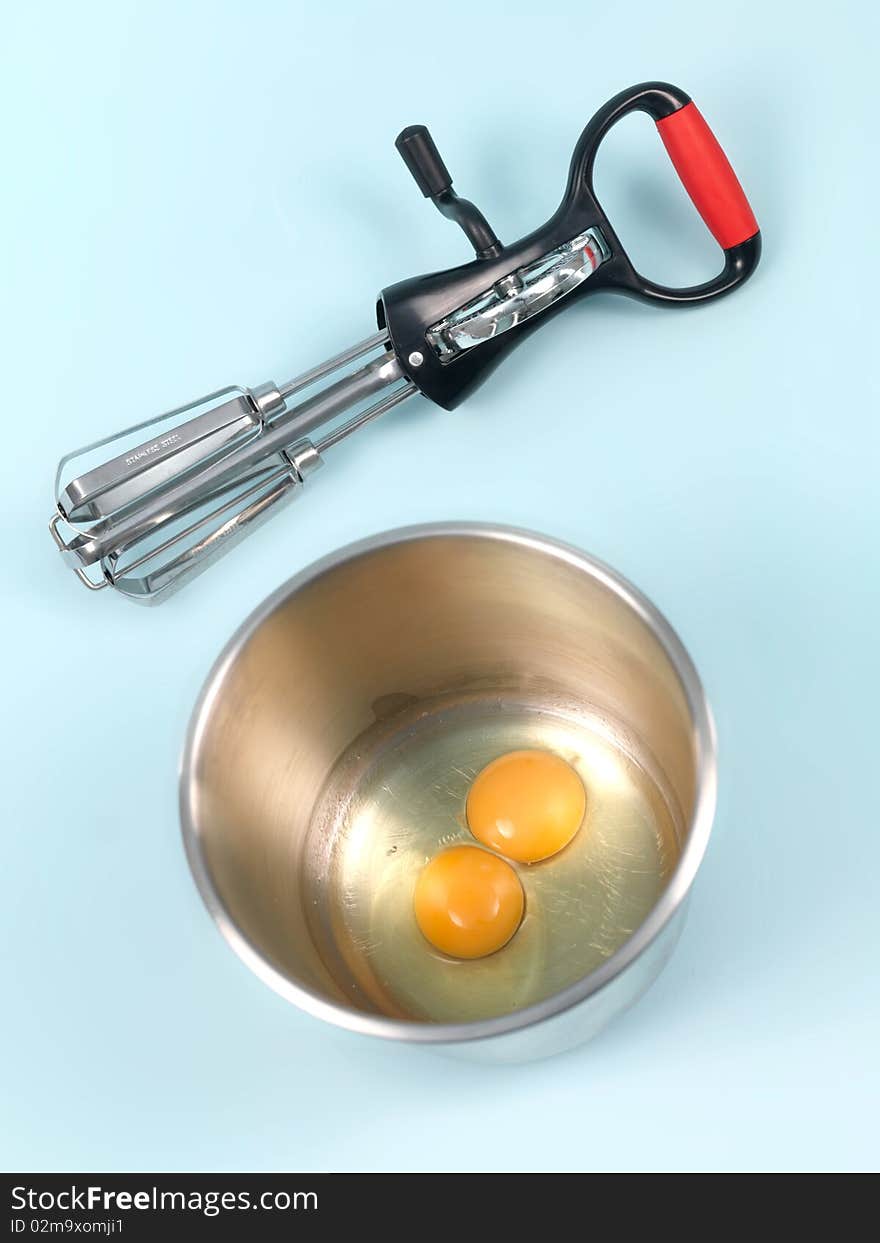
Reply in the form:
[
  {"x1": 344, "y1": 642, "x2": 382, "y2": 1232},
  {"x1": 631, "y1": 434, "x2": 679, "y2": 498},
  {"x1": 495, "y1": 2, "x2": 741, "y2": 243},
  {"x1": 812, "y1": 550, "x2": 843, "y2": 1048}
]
[{"x1": 3, "y1": 0, "x2": 878, "y2": 1173}]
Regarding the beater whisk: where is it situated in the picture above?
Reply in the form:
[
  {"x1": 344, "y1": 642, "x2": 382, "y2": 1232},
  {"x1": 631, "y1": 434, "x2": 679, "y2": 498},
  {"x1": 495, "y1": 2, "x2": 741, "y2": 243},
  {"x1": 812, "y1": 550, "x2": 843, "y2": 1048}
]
[{"x1": 50, "y1": 81, "x2": 760, "y2": 601}]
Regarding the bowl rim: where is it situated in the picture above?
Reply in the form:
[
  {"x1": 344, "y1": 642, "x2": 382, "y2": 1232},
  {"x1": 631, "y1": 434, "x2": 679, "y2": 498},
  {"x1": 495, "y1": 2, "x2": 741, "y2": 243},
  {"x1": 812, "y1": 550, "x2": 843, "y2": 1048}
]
[{"x1": 179, "y1": 522, "x2": 717, "y2": 1045}]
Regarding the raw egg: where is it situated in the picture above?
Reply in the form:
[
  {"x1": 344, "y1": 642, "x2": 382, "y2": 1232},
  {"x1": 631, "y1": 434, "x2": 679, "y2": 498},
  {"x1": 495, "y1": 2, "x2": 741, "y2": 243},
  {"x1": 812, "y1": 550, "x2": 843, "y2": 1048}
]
[
  {"x1": 413, "y1": 845, "x2": 524, "y2": 959},
  {"x1": 466, "y1": 748, "x2": 586, "y2": 863}
]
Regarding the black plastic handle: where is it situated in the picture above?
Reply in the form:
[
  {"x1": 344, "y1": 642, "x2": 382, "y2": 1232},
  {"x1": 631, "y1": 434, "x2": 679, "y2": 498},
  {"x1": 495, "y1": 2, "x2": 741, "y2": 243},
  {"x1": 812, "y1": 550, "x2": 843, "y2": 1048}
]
[
  {"x1": 395, "y1": 125, "x2": 501, "y2": 259},
  {"x1": 380, "y1": 81, "x2": 761, "y2": 410},
  {"x1": 395, "y1": 125, "x2": 452, "y2": 197}
]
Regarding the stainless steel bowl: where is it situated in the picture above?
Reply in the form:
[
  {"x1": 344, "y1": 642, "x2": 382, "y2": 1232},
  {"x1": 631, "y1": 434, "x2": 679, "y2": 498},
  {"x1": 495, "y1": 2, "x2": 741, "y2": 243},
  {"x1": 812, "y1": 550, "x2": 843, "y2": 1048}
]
[{"x1": 180, "y1": 524, "x2": 716, "y2": 1062}]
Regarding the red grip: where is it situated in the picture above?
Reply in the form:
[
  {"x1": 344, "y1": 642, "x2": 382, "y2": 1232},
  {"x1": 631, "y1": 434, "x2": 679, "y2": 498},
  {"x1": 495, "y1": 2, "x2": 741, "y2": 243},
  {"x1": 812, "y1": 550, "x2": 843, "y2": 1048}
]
[{"x1": 656, "y1": 101, "x2": 758, "y2": 250}]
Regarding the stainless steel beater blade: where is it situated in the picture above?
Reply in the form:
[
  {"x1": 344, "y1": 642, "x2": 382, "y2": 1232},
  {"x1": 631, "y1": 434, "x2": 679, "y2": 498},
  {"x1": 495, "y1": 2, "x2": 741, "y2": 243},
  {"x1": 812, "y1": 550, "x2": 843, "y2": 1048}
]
[
  {"x1": 50, "y1": 330, "x2": 416, "y2": 600},
  {"x1": 57, "y1": 388, "x2": 261, "y2": 525}
]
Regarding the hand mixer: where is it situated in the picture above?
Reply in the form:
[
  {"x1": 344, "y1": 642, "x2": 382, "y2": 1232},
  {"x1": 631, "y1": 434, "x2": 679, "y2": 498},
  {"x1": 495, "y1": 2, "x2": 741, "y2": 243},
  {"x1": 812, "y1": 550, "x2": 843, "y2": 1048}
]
[{"x1": 49, "y1": 81, "x2": 760, "y2": 601}]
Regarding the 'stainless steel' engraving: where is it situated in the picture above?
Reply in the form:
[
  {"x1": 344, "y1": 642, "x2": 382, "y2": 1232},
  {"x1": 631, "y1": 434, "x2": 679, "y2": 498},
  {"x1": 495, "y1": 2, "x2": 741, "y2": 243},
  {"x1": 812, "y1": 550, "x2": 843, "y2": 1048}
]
[{"x1": 124, "y1": 431, "x2": 182, "y2": 465}]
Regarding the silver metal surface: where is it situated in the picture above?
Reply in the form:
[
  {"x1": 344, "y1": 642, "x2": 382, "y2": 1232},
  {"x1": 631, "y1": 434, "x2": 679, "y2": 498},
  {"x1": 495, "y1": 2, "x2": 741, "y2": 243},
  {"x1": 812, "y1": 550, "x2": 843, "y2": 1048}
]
[
  {"x1": 57, "y1": 389, "x2": 261, "y2": 524},
  {"x1": 427, "y1": 227, "x2": 610, "y2": 360},
  {"x1": 49, "y1": 514, "x2": 110, "y2": 591},
  {"x1": 180, "y1": 524, "x2": 717, "y2": 1061},
  {"x1": 314, "y1": 383, "x2": 413, "y2": 454},
  {"x1": 51, "y1": 331, "x2": 415, "y2": 599},
  {"x1": 103, "y1": 447, "x2": 322, "y2": 599},
  {"x1": 64, "y1": 359, "x2": 405, "y2": 568},
  {"x1": 261, "y1": 355, "x2": 405, "y2": 446},
  {"x1": 277, "y1": 330, "x2": 390, "y2": 400},
  {"x1": 251, "y1": 382, "x2": 285, "y2": 417}
]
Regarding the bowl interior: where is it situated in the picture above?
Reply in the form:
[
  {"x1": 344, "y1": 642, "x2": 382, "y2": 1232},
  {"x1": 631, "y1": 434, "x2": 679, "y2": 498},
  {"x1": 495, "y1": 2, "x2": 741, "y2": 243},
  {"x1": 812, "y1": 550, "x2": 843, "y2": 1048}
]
[{"x1": 183, "y1": 528, "x2": 703, "y2": 1029}]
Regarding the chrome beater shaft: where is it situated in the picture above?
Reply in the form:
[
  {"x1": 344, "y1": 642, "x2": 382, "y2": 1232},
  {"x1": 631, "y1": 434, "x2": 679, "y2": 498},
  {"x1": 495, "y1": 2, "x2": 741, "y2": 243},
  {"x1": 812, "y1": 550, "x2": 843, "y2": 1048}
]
[{"x1": 50, "y1": 331, "x2": 416, "y2": 600}]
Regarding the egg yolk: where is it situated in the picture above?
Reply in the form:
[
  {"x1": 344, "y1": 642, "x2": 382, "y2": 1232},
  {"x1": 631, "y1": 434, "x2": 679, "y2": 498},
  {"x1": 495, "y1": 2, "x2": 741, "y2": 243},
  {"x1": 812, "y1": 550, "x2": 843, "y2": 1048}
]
[
  {"x1": 466, "y1": 749, "x2": 586, "y2": 863},
  {"x1": 413, "y1": 845, "x2": 524, "y2": 959}
]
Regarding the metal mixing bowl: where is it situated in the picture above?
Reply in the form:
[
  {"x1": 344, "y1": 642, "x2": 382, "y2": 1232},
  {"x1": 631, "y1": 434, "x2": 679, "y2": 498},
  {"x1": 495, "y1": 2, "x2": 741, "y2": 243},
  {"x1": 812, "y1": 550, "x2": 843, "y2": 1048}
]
[{"x1": 180, "y1": 524, "x2": 716, "y2": 1062}]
